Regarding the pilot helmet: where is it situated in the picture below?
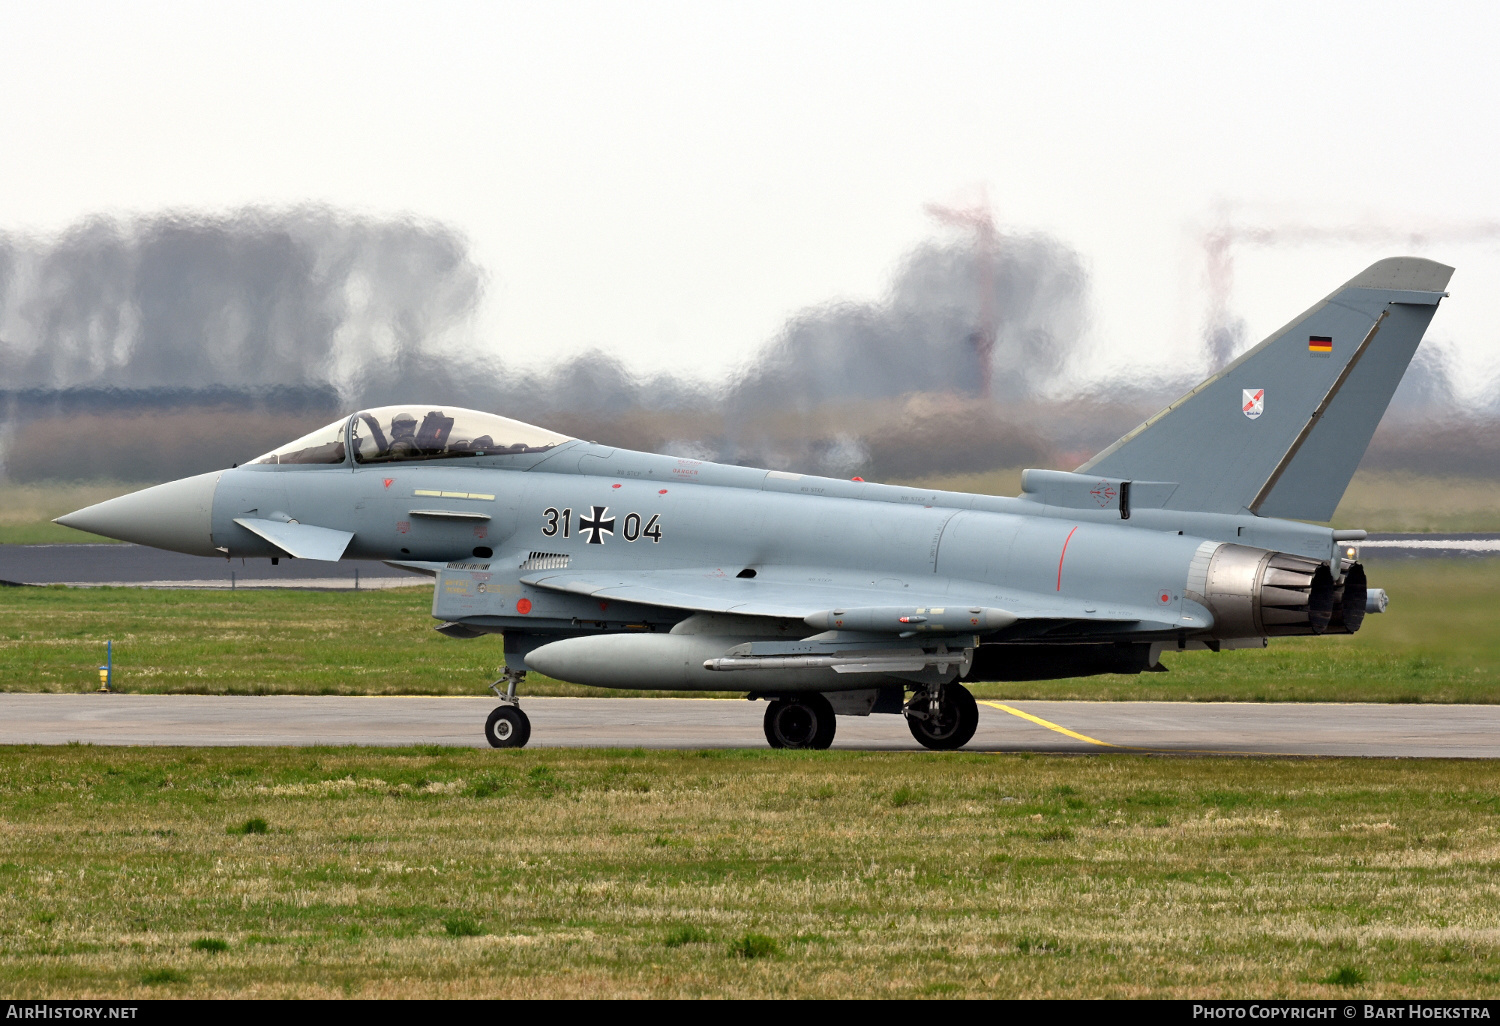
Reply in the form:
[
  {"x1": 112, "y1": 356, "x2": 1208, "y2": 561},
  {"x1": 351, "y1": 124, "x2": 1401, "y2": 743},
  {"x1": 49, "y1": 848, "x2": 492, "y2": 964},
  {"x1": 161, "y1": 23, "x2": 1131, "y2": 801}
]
[{"x1": 391, "y1": 412, "x2": 418, "y2": 435}]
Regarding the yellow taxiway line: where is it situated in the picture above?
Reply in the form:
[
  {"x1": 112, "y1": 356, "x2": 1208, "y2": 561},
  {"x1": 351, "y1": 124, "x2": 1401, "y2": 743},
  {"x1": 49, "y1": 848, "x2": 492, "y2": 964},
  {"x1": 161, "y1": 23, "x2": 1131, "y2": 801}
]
[
  {"x1": 979, "y1": 699, "x2": 1311, "y2": 758},
  {"x1": 980, "y1": 701, "x2": 1120, "y2": 748}
]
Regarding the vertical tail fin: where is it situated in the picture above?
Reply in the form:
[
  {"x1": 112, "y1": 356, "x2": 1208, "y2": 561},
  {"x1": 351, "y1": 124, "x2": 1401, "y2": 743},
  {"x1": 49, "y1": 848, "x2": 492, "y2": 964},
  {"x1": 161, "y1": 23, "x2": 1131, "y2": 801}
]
[{"x1": 1078, "y1": 257, "x2": 1453, "y2": 519}]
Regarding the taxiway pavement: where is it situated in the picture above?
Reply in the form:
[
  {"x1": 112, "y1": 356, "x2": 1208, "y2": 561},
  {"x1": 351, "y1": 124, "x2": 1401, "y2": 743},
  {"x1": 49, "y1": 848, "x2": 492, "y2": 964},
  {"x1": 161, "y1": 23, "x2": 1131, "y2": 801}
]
[{"x1": 1, "y1": 695, "x2": 1496, "y2": 757}]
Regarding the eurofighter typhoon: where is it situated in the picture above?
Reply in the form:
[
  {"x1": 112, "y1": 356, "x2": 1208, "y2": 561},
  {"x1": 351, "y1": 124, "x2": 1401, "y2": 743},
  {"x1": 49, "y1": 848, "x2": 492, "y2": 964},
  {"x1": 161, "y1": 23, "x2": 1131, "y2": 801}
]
[{"x1": 57, "y1": 258, "x2": 1450, "y2": 749}]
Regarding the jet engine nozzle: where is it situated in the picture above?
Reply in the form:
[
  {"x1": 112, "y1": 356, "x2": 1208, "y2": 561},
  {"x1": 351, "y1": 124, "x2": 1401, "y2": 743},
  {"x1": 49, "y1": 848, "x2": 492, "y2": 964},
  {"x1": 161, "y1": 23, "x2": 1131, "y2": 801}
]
[
  {"x1": 1332, "y1": 562, "x2": 1368, "y2": 633},
  {"x1": 1187, "y1": 543, "x2": 1366, "y2": 639}
]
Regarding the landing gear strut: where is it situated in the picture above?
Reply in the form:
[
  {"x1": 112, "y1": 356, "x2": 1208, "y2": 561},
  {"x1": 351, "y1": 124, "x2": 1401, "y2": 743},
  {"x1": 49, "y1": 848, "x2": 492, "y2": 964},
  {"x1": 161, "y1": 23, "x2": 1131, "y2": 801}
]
[
  {"x1": 763, "y1": 694, "x2": 837, "y2": 750},
  {"x1": 484, "y1": 668, "x2": 531, "y2": 748},
  {"x1": 905, "y1": 682, "x2": 978, "y2": 750}
]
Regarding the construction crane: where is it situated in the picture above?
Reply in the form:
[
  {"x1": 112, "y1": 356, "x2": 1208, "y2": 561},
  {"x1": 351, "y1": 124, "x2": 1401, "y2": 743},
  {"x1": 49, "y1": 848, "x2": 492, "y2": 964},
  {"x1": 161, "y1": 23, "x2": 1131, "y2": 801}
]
[{"x1": 1200, "y1": 211, "x2": 1500, "y2": 370}]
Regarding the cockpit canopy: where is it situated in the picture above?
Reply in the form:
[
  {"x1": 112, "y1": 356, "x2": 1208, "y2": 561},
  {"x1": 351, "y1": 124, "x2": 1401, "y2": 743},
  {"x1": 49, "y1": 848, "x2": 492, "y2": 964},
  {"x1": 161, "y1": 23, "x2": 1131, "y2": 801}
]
[
  {"x1": 250, "y1": 418, "x2": 348, "y2": 465},
  {"x1": 352, "y1": 406, "x2": 571, "y2": 463},
  {"x1": 250, "y1": 406, "x2": 572, "y2": 466}
]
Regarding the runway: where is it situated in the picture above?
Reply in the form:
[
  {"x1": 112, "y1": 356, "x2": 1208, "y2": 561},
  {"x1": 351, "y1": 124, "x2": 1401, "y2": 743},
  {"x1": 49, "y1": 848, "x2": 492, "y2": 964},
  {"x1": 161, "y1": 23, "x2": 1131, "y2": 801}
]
[
  {"x1": 2, "y1": 694, "x2": 1497, "y2": 757},
  {"x1": 1359, "y1": 533, "x2": 1500, "y2": 558}
]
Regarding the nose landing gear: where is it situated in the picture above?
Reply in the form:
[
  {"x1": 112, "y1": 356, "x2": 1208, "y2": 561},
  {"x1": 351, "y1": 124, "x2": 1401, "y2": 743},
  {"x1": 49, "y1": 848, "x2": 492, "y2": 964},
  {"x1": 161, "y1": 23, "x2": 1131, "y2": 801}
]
[
  {"x1": 485, "y1": 704, "x2": 531, "y2": 748},
  {"x1": 762, "y1": 694, "x2": 837, "y2": 750},
  {"x1": 484, "y1": 668, "x2": 531, "y2": 748},
  {"x1": 904, "y1": 682, "x2": 978, "y2": 750}
]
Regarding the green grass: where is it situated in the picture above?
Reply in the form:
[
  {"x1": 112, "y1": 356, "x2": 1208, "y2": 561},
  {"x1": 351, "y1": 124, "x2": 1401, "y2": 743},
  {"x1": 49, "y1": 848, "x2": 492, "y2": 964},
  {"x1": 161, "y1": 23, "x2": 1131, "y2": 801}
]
[
  {"x1": 3, "y1": 559, "x2": 1500, "y2": 702},
  {"x1": 0, "y1": 584, "x2": 717, "y2": 698},
  {"x1": 1327, "y1": 471, "x2": 1500, "y2": 533},
  {"x1": 442, "y1": 916, "x2": 484, "y2": 938},
  {"x1": 664, "y1": 925, "x2": 712, "y2": 948},
  {"x1": 0, "y1": 745, "x2": 1496, "y2": 997},
  {"x1": 1325, "y1": 966, "x2": 1367, "y2": 987},
  {"x1": 0, "y1": 482, "x2": 138, "y2": 545}
]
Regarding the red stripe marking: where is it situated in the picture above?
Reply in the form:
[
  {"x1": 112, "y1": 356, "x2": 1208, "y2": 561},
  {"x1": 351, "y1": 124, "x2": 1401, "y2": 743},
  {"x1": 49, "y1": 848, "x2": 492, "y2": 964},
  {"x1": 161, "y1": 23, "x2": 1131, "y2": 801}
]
[{"x1": 1056, "y1": 526, "x2": 1078, "y2": 591}]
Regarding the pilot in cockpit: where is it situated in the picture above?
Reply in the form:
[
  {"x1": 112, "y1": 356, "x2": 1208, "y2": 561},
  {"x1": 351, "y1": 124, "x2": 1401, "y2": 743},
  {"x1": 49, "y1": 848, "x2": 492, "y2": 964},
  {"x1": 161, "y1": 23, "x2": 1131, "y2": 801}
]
[{"x1": 388, "y1": 412, "x2": 420, "y2": 458}]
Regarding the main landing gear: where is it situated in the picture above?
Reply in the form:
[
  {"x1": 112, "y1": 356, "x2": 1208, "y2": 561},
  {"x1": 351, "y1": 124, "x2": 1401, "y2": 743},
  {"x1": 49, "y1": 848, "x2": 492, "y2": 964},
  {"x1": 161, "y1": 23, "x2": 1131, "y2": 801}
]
[
  {"x1": 759, "y1": 683, "x2": 980, "y2": 751},
  {"x1": 904, "y1": 682, "x2": 979, "y2": 750},
  {"x1": 763, "y1": 694, "x2": 837, "y2": 750},
  {"x1": 484, "y1": 668, "x2": 531, "y2": 748}
]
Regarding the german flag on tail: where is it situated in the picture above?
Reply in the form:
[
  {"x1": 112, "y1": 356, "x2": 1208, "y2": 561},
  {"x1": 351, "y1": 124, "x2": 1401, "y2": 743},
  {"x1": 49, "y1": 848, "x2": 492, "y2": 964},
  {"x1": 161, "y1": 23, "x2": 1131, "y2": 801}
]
[{"x1": 1308, "y1": 335, "x2": 1333, "y2": 356}]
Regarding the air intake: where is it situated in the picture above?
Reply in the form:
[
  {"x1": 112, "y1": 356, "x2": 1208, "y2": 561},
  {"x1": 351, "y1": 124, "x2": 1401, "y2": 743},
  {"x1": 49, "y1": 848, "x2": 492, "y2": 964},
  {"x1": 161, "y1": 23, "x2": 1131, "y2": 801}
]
[{"x1": 520, "y1": 551, "x2": 570, "y2": 571}]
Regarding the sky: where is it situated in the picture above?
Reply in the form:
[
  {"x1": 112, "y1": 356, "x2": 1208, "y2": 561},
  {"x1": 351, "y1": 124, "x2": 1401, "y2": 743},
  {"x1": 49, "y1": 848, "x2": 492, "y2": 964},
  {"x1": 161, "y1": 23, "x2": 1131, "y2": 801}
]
[{"x1": 3, "y1": 0, "x2": 1499, "y2": 400}]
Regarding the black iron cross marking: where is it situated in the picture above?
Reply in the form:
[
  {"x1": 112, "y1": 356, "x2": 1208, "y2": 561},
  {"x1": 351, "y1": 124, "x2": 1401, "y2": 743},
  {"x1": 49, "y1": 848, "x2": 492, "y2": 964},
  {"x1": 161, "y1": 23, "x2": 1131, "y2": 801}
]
[{"x1": 579, "y1": 505, "x2": 616, "y2": 544}]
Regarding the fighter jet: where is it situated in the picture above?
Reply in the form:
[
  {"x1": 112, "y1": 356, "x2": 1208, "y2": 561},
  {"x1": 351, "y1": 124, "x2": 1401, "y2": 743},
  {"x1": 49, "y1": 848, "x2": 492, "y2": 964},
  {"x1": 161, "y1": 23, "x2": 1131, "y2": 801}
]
[{"x1": 56, "y1": 257, "x2": 1450, "y2": 750}]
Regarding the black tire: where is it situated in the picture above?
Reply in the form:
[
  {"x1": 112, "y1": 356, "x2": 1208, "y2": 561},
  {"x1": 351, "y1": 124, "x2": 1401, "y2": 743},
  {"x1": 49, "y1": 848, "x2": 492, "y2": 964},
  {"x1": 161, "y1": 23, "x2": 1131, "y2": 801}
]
[
  {"x1": 763, "y1": 695, "x2": 836, "y2": 750},
  {"x1": 485, "y1": 705, "x2": 531, "y2": 748},
  {"x1": 811, "y1": 697, "x2": 837, "y2": 750},
  {"x1": 906, "y1": 683, "x2": 978, "y2": 751}
]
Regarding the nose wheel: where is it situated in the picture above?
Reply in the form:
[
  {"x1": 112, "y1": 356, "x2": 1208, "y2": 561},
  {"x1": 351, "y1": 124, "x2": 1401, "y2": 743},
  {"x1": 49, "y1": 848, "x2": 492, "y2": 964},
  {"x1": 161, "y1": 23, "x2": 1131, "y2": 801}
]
[
  {"x1": 905, "y1": 682, "x2": 978, "y2": 750},
  {"x1": 484, "y1": 669, "x2": 532, "y2": 749},
  {"x1": 763, "y1": 694, "x2": 837, "y2": 750},
  {"x1": 485, "y1": 704, "x2": 531, "y2": 748}
]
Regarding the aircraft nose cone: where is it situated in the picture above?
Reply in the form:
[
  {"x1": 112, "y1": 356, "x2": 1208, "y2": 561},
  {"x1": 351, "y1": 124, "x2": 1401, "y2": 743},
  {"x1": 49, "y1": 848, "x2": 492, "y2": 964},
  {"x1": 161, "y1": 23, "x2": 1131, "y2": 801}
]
[{"x1": 54, "y1": 471, "x2": 223, "y2": 556}]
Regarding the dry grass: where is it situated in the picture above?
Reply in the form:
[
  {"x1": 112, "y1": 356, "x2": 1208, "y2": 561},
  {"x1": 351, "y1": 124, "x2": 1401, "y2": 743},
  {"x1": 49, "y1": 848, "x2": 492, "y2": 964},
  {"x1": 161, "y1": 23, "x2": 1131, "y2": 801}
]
[{"x1": 0, "y1": 747, "x2": 1497, "y2": 997}]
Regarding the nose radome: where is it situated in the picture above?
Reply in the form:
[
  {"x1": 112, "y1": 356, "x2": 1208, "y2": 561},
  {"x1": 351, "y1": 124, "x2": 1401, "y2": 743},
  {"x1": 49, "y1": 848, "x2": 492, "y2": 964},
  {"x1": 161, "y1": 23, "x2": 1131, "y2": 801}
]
[{"x1": 54, "y1": 471, "x2": 223, "y2": 557}]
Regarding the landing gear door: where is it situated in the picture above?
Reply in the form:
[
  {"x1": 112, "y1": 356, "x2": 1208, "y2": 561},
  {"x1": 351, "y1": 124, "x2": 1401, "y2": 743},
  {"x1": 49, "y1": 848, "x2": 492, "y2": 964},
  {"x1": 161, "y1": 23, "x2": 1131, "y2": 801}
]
[{"x1": 433, "y1": 565, "x2": 517, "y2": 620}]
